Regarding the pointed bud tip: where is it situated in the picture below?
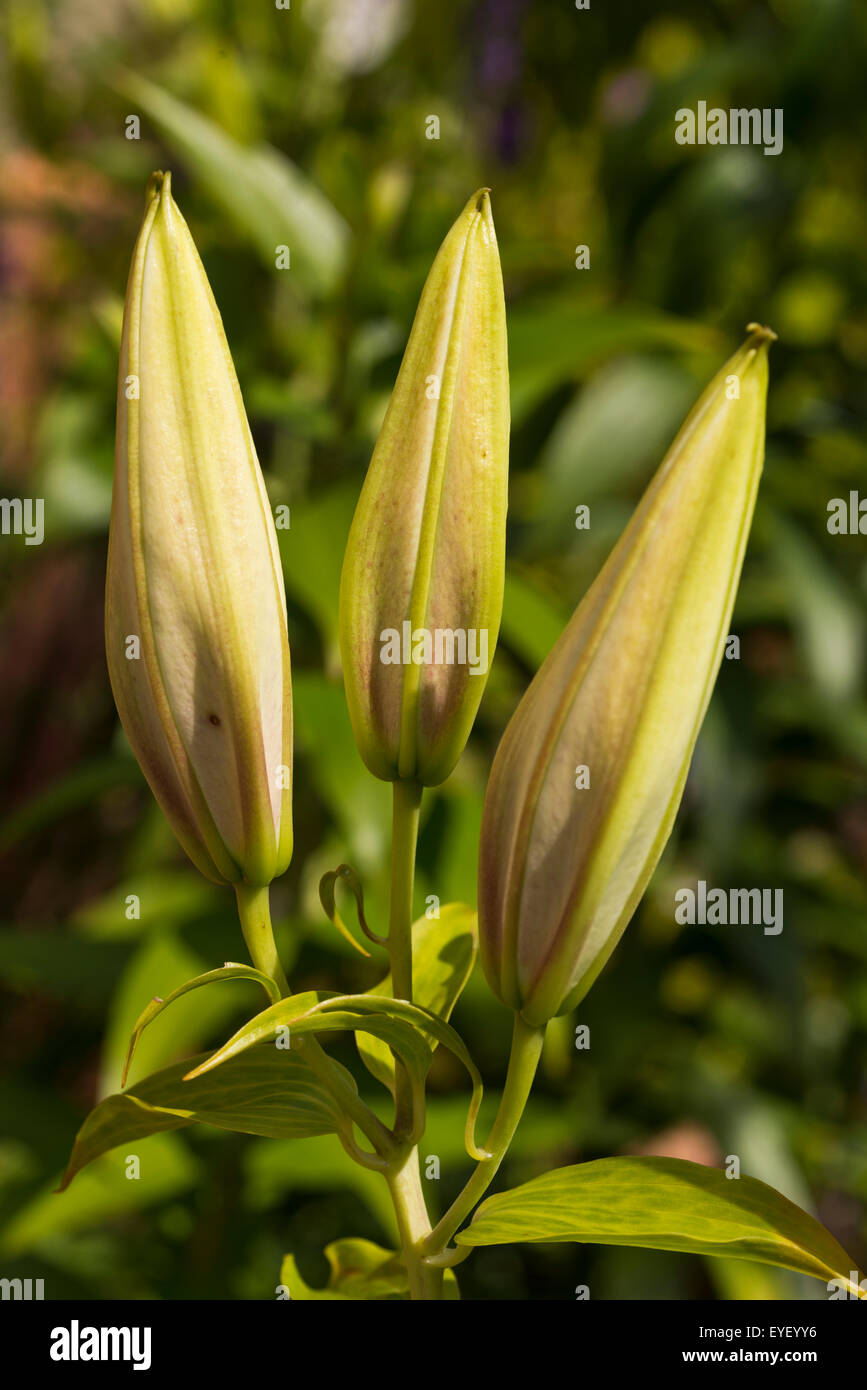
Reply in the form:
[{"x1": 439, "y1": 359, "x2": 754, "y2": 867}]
[
  {"x1": 745, "y1": 321, "x2": 777, "y2": 345},
  {"x1": 474, "y1": 187, "x2": 493, "y2": 222},
  {"x1": 464, "y1": 187, "x2": 496, "y2": 247},
  {"x1": 145, "y1": 170, "x2": 172, "y2": 204},
  {"x1": 463, "y1": 187, "x2": 494, "y2": 228}
]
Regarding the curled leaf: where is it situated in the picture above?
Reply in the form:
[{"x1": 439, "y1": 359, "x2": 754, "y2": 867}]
[
  {"x1": 185, "y1": 990, "x2": 488, "y2": 1161},
  {"x1": 318, "y1": 864, "x2": 385, "y2": 957},
  {"x1": 122, "y1": 963, "x2": 281, "y2": 1086}
]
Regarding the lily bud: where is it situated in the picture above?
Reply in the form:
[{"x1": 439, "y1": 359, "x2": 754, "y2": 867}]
[
  {"x1": 339, "y1": 190, "x2": 509, "y2": 786},
  {"x1": 479, "y1": 326, "x2": 775, "y2": 1025},
  {"x1": 106, "y1": 172, "x2": 293, "y2": 888}
]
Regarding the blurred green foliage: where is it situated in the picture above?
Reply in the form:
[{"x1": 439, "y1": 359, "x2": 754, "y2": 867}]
[{"x1": 0, "y1": 0, "x2": 865, "y2": 1300}]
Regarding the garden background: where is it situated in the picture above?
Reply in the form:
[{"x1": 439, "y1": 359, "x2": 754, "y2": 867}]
[{"x1": 1, "y1": 0, "x2": 865, "y2": 1299}]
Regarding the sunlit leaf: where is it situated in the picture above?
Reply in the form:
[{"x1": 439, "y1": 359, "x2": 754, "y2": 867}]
[
  {"x1": 186, "y1": 991, "x2": 487, "y2": 1159},
  {"x1": 122, "y1": 963, "x2": 281, "y2": 1085},
  {"x1": 61, "y1": 1045, "x2": 354, "y2": 1190},
  {"x1": 99, "y1": 932, "x2": 241, "y2": 1094},
  {"x1": 455, "y1": 1156, "x2": 866, "y2": 1295}
]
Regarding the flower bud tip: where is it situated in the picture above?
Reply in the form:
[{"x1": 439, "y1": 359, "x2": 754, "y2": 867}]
[{"x1": 745, "y1": 321, "x2": 777, "y2": 344}]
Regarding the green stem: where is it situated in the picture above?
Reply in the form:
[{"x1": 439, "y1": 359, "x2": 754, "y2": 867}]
[
  {"x1": 387, "y1": 1146, "x2": 444, "y2": 1300},
  {"x1": 388, "y1": 778, "x2": 423, "y2": 1135},
  {"x1": 234, "y1": 882, "x2": 393, "y2": 1159},
  {"x1": 380, "y1": 777, "x2": 445, "y2": 1297},
  {"x1": 234, "y1": 883, "x2": 290, "y2": 995},
  {"x1": 421, "y1": 1013, "x2": 546, "y2": 1257}
]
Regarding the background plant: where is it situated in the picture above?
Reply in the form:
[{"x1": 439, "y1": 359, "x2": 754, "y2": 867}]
[{"x1": 1, "y1": 0, "x2": 865, "y2": 1301}]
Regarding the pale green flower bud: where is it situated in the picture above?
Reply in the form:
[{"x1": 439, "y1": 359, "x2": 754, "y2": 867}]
[
  {"x1": 479, "y1": 326, "x2": 775, "y2": 1025},
  {"x1": 339, "y1": 190, "x2": 510, "y2": 786},
  {"x1": 106, "y1": 172, "x2": 293, "y2": 887}
]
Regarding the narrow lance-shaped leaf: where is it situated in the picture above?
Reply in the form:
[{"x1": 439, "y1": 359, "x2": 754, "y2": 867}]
[
  {"x1": 122, "y1": 963, "x2": 281, "y2": 1086},
  {"x1": 60, "y1": 1046, "x2": 357, "y2": 1190},
  {"x1": 118, "y1": 73, "x2": 350, "y2": 294},
  {"x1": 185, "y1": 991, "x2": 488, "y2": 1160},
  {"x1": 455, "y1": 1156, "x2": 866, "y2": 1297}
]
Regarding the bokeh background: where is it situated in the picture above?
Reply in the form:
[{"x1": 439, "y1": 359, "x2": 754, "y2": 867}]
[{"x1": 1, "y1": 0, "x2": 865, "y2": 1300}]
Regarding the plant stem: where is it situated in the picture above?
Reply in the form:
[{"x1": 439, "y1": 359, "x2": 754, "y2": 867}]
[
  {"x1": 387, "y1": 778, "x2": 423, "y2": 1135},
  {"x1": 234, "y1": 882, "x2": 393, "y2": 1159},
  {"x1": 234, "y1": 883, "x2": 290, "y2": 995},
  {"x1": 421, "y1": 1013, "x2": 546, "y2": 1257},
  {"x1": 379, "y1": 777, "x2": 445, "y2": 1297},
  {"x1": 387, "y1": 1145, "x2": 444, "y2": 1300},
  {"x1": 388, "y1": 778, "x2": 422, "y2": 1000}
]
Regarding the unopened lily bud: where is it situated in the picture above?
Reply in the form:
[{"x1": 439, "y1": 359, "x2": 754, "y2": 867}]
[
  {"x1": 339, "y1": 190, "x2": 509, "y2": 786},
  {"x1": 106, "y1": 172, "x2": 293, "y2": 887},
  {"x1": 479, "y1": 325, "x2": 775, "y2": 1025}
]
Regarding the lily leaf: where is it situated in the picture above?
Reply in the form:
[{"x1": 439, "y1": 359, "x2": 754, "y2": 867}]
[
  {"x1": 356, "y1": 904, "x2": 477, "y2": 1094},
  {"x1": 122, "y1": 963, "x2": 281, "y2": 1085},
  {"x1": 185, "y1": 990, "x2": 487, "y2": 1160},
  {"x1": 280, "y1": 1238, "x2": 460, "y2": 1301},
  {"x1": 61, "y1": 1045, "x2": 354, "y2": 1190},
  {"x1": 117, "y1": 73, "x2": 350, "y2": 294},
  {"x1": 455, "y1": 1156, "x2": 866, "y2": 1296},
  {"x1": 281, "y1": 1239, "x2": 409, "y2": 1301}
]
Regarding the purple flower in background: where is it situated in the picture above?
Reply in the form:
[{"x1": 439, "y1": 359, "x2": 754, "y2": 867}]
[{"x1": 473, "y1": 0, "x2": 531, "y2": 163}]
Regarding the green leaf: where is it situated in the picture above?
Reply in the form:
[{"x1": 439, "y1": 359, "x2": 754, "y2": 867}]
[
  {"x1": 293, "y1": 673, "x2": 391, "y2": 872},
  {"x1": 2, "y1": 1133, "x2": 198, "y2": 1257},
  {"x1": 61, "y1": 1045, "x2": 354, "y2": 1190},
  {"x1": 356, "y1": 904, "x2": 477, "y2": 1094},
  {"x1": 99, "y1": 931, "x2": 244, "y2": 1094},
  {"x1": 773, "y1": 519, "x2": 865, "y2": 702},
  {"x1": 186, "y1": 991, "x2": 487, "y2": 1159},
  {"x1": 455, "y1": 1156, "x2": 866, "y2": 1296},
  {"x1": 507, "y1": 300, "x2": 719, "y2": 423},
  {"x1": 277, "y1": 482, "x2": 357, "y2": 652},
  {"x1": 71, "y1": 870, "x2": 219, "y2": 940},
  {"x1": 501, "y1": 571, "x2": 571, "y2": 671},
  {"x1": 318, "y1": 863, "x2": 382, "y2": 958},
  {"x1": 279, "y1": 1238, "x2": 459, "y2": 1301},
  {"x1": 247, "y1": 1135, "x2": 396, "y2": 1238},
  {"x1": 122, "y1": 963, "x2": 281, "y2": 1085},
  {"x1": 524, "y1": 357, "x2": 698, "y2": 547},
  {"x1": 281, "y1": 1239, "x2": 408, "y2": 1301},
  {"x1": 118, "y1": 73, "x2": 349, "y2": 294}
]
